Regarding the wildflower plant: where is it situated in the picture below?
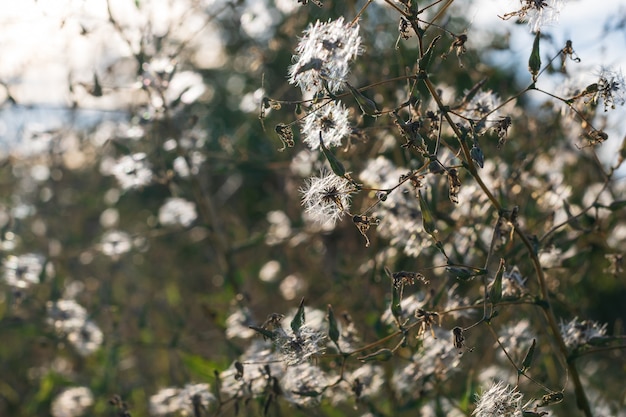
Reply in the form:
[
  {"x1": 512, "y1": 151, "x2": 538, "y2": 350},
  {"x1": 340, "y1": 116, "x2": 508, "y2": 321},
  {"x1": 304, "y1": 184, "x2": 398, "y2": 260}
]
[
  {"x1": 472, "y1": 380, "x2": 524, "y2": 417},
  {"x1": 300, "y1": 170, "x2": 354, "y2": 227},
  {"x1": 288, "y1": 17, "x2": 363, "y2": 94},
  {"x1": 0, "y1": 1, "x2": 625, "y2": 417},
  {"x1": 256, "y1": 0, "x2": 626, "y2": 415}
]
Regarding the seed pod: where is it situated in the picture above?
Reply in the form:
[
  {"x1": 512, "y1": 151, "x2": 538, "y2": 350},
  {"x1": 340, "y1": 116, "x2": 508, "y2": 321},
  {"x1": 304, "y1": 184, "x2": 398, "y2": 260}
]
[
  {"x1": 488, "y1": 258, "x2": 505, "y2": 305},
  {"x1": 528, "y1": 31, "x2": 541, "y2": 82},
  {"x1": 319, "y1": 133, "x2": 346, "y2": 177},
  {"x1": 419, "y1": 35, "x2": 442, "y2": 72},
  {"x1": 326, "y1": 304, "x2": 340, "y2": 345},
  {"x1": 346, "y1": 82, "x2": 379, "y2": 116},
  {"x1": 521, "y1": 338, "x2": 536, "y2": 373},
  {"x1": 418, "y1": 190, "x2": 437, "y2": 236}
]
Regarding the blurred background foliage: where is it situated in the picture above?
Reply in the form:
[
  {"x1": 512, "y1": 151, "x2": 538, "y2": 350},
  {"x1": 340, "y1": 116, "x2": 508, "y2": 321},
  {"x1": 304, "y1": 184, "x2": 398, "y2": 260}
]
[{"x1": 0, "y1": 0, "x2": 625, "y2": 416}]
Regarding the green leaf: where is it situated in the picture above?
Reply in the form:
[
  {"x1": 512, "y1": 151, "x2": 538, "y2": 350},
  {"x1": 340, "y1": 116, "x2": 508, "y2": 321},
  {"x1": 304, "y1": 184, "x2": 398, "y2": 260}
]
[
  {"x1": 346, "y1": 82, "x2": 379, "y2": 116},
  {"x1": 327, "y1": 304, "x2": 340, "y2": 346},
  {"x1": 528, "y1": 31, "x2": 541, "y2": 82},
  {"x1": 319, "y1": 134, "x2": 346, "y2": 177},
  {"x1": 291, "y1": 298, "x2": 306, "y2": 335},
  {"x1": 418, "y1": 190, "x2": 437, "y2": 236},
  {"x1": 418, "y1": 35, "x2": 442, "y2": 72},
  {"x1": 357, "y1": 348, "x2": 393, "y2": 362},
  {"x1": 488, "y1": 258, "x2": 505, "y2": 305}
]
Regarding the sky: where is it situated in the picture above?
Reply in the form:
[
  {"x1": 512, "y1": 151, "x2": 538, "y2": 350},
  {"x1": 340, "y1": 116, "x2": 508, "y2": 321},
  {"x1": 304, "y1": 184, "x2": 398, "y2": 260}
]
[{"x1": 468, "y1": 0, "x2": 626, "y2": 169}]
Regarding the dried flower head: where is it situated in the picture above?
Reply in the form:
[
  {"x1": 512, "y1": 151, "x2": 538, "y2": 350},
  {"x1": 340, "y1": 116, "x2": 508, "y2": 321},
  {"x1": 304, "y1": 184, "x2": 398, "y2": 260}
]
[
  {"x1": 452, "y1": 33, "x2": 468, "y2": 56},
  {"x1": 274, "y1": 325, "x2": 327, "y2": 365},
  {"x1": 149, "y1": 383, "x2": 215, "y2": 416},
  {"x1": 389, "y1": 270, "x2": 429, "y2": 289},
  {"x1": 275, "y1": 123, "x2": 295, "y2": 151},
  {"x1": 46, "y1": 300, "x2": 103, "y2": 356},
  {"x1": 51, "y1": 386, "x2": 94, "y2": 417},
  {"x1": 448, "y1": 168, "x2": 462, "y2": 204},
  {"x1": 501, "y1": 0, "x2": 565, "y2": 32},
  {"x1": 560, "y1": 39, "x2": 580, "y2": 71},
  {"x1": 560, "y1": 317, "x2": 607, "y2": 351},
  {"x1": 158, "y1": 198, "x2": 197, "y2": 227},
  {"x1": 47, "y1": 299, "x2": 88, "y2": 332},
  {"x1": 298, "y1": 0, "x2": 323, "y2": 8},
  {"x1": 300, "y1": 171, "x2": 353, "y2": 228},
  {"x1": 415, "y1": 308, "x2": 440, "y2": 339},
  {"x1": 494, "y1": 116, "x2": 512, "y2": 148},
  {"x1": 3, "y1": 253, "x2": 45, "y2": 289},
  {"x1": 452, "y1": 326, "x2": 466, "y2": 353},
  {"x1": 594, "y1": 67, "x2": 626, "y2": 111},
  {"x1": 398, "y1": 17, "x2": 412, "y2": 41},
  {"x1": 352, "y1": 214, "x2": 378, "y2": 247},
  {"x1": 261, "y1": 312, "x2": 285, "y2": 330},
  {"x1": 99, "y1": 230, "x2": 133, "y2": 258},
  {"x1": 288, "y1": 17, "x2": 362, "y2": 94},
  {"x1": 109, "y1": 153, "x2": 153, "y2": 190},
  {"x1": 473, "y1": 381, "x2": 524, "y2": 417},
  {"x1": 300, "y1": 100, "x2": 351, "y2": 150},
  {"x1": 66, "y1": 320, "x2": 104, "y2": 356}
]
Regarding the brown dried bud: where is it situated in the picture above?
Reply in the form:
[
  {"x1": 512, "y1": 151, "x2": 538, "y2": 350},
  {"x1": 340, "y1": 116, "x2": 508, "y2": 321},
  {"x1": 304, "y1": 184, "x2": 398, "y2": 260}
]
[
  {"x1": 452, "y1": 326, "x2": 465, "y2": 352},
  {"x1": 391, "y1": 271, "x2": 429, "y2": 289},
  {"x1": 447, "y1": 168, "x2": 461, "y2": 204},
  {"x1": 275, "y1": 124, "x2": 294, "y2": 151}
]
